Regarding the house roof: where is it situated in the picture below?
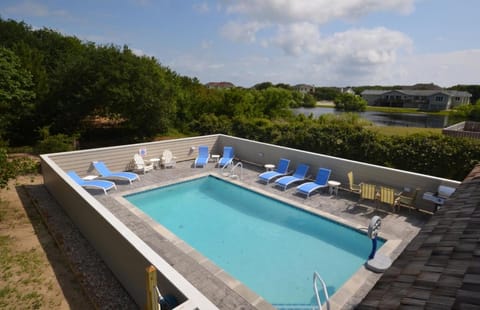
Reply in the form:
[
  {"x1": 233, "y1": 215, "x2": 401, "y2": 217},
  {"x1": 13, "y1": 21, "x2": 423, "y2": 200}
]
[
  {"x1": 361, "y1": 90, "x2": 389, "y2": 95},
  {"x1": 359, "y1": 164, "x2": 480, "y2": 309},
  {"x1": 361, "y1": 89, "x2": 472, "y2": 97}
]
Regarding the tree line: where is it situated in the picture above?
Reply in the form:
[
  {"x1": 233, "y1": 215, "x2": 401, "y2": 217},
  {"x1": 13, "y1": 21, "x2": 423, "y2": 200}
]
[{"x1": 1, "y1": 18, "x2": 479, "y2": 182}]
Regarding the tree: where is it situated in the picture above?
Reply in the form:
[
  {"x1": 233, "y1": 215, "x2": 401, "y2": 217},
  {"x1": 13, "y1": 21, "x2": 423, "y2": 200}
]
[
  {"x1": 0, "y1": 47, "x2": 35, "y2": 143},
  {"x1": 334, "y1": 93, "x2": 367, "y2": 112},
  {"x1": 253, "y1": 81, "x2": 273, "y2": 90},
  {"x1": 314, "y1": 87, "x2": 341, "y2": 101}
]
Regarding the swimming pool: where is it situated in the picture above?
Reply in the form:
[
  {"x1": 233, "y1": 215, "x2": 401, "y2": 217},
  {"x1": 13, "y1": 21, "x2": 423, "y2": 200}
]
[{"x1": 125, "y1": 176, "x2": 384, "y2": 307}]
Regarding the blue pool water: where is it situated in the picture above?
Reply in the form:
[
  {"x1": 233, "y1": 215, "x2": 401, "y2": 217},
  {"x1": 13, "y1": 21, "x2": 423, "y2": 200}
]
[{"x1": 125, "y1": 176, "x2": 384, "y2": 307}]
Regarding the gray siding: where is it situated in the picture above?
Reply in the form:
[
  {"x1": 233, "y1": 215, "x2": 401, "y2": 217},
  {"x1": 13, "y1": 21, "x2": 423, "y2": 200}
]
[
  {"x1": 48, "y1": 135, "x2": 219, "y2": 176},
  {"x1": 218, "y1": 135, "x2": 459, "y2": 212}
]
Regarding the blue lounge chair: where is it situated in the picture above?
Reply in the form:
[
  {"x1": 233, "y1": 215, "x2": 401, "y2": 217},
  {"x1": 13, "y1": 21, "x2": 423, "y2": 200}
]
[
  {"x1": 296, "y1": 168, "x2": 331, "y2": 198},
  {"x1": 258, "y1": 158, "x2": 290, "y2": 184},
  {"x1": 67, "y1": 171, "x2": 116, "y2": 194},
  {"x1": 194, "y1": 145, "x2": 209, "y2": 168},
  {"x1": 275, "y1": 164, "x2": 310, "y2": 191},
  {"x1": 92, "y1": 161, "x2": 140, "y2": 184},
  {"x1": 218, "y1": 146, "x2": 234, "y2": 168}
]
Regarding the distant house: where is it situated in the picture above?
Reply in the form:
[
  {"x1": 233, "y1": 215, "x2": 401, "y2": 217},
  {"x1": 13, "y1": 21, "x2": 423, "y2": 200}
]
[
  {"x1": 361, "y1": 89, "x2": 471, "y2": 111},
  {"x1": 293, "y1": 84, "x2": 315, "y2": 94},
  {"x1": 341, "y1": 87, "x2": 355, "y2": 95},
  {"x1": 205, "y1": 82, "x2": 235, "y2": 90}
]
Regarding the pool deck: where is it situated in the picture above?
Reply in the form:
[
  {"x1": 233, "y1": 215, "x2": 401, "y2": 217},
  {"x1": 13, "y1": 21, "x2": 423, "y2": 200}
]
[{"x1": 95, "y1": 160, "x2": 431, "y2": 309}]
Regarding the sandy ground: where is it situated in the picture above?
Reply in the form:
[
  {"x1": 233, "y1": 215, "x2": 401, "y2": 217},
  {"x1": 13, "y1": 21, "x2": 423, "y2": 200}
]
[{"x1": 0, "y1": 175, "x2": 89, "y2": 309}]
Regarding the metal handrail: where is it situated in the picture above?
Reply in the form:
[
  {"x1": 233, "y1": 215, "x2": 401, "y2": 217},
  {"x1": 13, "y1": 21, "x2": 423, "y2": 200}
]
[
  {"x1": 229, "y1": 162, "x2": 243, "y2": 180},
  {"x1": 313, "y1": 272, "x2": 330, "y2": 310},
  {"x1": 220, "y1": 161, "x2": 234, "y2": 176}
]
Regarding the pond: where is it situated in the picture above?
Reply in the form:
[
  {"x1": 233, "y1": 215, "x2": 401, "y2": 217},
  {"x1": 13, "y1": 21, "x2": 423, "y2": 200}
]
[{"x1": 293, "y1": 107, "x2": 450, "y2": 128}]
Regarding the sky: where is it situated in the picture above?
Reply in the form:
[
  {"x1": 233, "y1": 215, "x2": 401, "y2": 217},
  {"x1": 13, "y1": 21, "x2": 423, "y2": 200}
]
[{"x1": 1, "y1": 0, "x2": 480, "y2": 88}]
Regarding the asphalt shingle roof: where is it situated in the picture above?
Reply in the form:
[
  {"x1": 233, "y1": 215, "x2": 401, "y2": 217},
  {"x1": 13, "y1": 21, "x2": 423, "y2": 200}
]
[
  {"x1": 360, "y1": 89, "x2": 472, "y2": 97},
  {"x1": 359, "y1": 164, "x2": 480, "y2": 309}
]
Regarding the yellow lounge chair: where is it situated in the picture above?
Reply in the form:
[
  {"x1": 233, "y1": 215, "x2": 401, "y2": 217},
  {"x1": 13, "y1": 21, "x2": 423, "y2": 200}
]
[
  {"x1": 360, "y1": 183, "x2": 377, "y2": 201},
  {"x1": 380, "y1": 186, "x2": 396, "y2": 212},
  {"x1": 347, "y1": 171, "x2": 361, "y2": 194}
]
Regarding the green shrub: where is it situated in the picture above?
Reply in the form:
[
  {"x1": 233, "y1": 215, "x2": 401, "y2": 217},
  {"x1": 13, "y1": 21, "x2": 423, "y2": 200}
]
[
  {"x1": 0, "y1": 148, "x2": 39, "y2": 188},
  {"x1": 227, "y1": 115, "x2": 480, "y2": 181},
  {"x1": 334, "y1": 93, "x2": 367, "y2": 111},
  {"x1": 35, "y1": 127, "x2": 77, "y2": 154}
]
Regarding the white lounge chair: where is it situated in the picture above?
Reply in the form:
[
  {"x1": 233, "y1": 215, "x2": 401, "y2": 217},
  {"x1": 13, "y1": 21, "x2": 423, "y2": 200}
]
[
  {"x1": 133, "y1": 154, "x2": 154, "y2": 174},
  {"x1": 161, "y1": 150, "x2": 176, "y2": 168}
]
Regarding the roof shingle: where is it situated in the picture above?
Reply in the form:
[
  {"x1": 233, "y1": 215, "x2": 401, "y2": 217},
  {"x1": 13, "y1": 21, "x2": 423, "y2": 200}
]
[{"x1": 359, "y1": 164, "x2": 480, "y2": 309}]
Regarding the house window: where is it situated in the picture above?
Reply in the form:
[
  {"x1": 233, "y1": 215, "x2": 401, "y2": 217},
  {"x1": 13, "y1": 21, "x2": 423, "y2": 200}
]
[
  {"x1": 454, "y1": 96, "x2": 460, "y2": 101},
  {"x1": 435, "y1": 96, "x2": 444, "y2": 102}
]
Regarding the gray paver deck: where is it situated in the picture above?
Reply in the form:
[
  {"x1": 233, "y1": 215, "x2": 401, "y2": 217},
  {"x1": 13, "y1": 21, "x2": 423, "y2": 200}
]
[{"x1": 94, "y1": 160, "x2": 431, "y2": 309}]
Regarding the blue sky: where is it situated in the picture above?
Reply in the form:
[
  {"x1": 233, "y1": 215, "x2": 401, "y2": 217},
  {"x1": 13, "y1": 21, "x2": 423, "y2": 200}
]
[{"x1": 1, "y1": 0, "x2": 479, "y2": 87}]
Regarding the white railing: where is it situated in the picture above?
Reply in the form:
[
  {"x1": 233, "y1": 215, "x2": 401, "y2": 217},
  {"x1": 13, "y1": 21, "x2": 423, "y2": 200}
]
[
  {"x1": 313, "y1": 272, "x2": 330, "y2": 310},
  {"x1": 220, "y1": 161, "x2": 234, "y2": 177},
  {"x1": 230, "y1": 162, "x2": 243, "y2": 180}
]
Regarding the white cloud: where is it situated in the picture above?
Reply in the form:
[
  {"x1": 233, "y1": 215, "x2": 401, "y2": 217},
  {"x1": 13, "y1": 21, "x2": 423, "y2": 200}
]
[
  {"x1": 397, "y1": 49, "x2": 480, "y2": 87},
  {"x1": 217, "y1": 0, "x2": 416, "y2": 83},
  {"x1": 267, "y1": 26, "x2": 412, "y2": 83},
  {"x1": 315, "y1": 27, "x2": 412, "y2": 67},
  {"x1": 4, "y1": 0, "x2": 69, "y2": 17},
  {"x1": 220, "y1": 21, "x2": 266, "y2": 43},
  {"x1": 222, "y1": 0, "x2": 415, "y2": 24},
  {"x1": 270, "y1": 22, "x2": 321, "y2": 55}
]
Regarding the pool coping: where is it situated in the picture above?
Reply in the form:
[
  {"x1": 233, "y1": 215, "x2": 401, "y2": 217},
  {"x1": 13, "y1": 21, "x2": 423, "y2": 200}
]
[{"x1": 114, "y1": 172, "x2": 402, "y2": 309}]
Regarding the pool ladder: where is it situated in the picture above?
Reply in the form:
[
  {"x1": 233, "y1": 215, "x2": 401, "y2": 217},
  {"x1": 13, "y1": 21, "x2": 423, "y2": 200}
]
[
  {"x1": 221, "y1": 161, "x2": 243, "y2": 180},
  {"x1": 313, "y1": 272, "x2": 330, "y2": 310}
]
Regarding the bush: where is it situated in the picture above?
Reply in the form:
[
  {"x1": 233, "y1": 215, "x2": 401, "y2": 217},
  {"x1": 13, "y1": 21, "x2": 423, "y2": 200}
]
[
  {"x1": 0, "y1": 148, "x2": 39, "y2": 188},
  {"x1": 35, "y1": 127, "x2": 77, "y2": 154},
  {"x1": 334, "y1": 93, "x2": 367, "y2": 111},
  {"x1": 227, "y1": 115, "x2": 480, "y2": 181}
]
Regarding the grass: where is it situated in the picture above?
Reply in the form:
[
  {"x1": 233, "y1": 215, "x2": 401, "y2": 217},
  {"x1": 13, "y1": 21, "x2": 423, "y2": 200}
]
[
  {"x1": 365, "y1": 126, "x2": 442, "y2": 136},
  {"x1": 0, "y1": 236, "x2": 45, "y2": 309},
  {"x1": 365, "y1": 106, "x2": 450, "y2": 115},
  {"x1": 0, "y1": 197, "x2": 46, "y2": 309},
  {"x1": 311, "y1": 103, "x2": 453, "y2": 116}
]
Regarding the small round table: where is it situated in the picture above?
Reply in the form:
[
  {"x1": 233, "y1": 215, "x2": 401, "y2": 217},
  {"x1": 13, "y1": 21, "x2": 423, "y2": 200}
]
[
  {"x1": 211, "y1": 154, "x2": 220, "y2": 163},
  {"x1": 328, "y1": 180, "x2": 341, "y2": 196},
  {"x1": 149, "y1": 158, "x2": 160, "y2": 169},
  {"x1": 264, "y1": 164, "x2": 275, "y2": 171}
]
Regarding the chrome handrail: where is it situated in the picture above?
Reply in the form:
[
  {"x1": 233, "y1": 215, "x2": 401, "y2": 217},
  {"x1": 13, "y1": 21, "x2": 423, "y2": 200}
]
[
  {"x1": 313, "y1": 272, "x2": 330, "y2": 310},
  {"x1": 229, "y1": 162, "x2": 243, "y2": 180}
]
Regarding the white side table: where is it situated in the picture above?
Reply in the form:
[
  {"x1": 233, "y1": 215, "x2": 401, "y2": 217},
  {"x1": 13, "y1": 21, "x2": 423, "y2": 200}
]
[
  {"x1": 149, "y1": 158, "x2": 160, "y2": 169},
  {"x1": 328, "y1": 180, "x2": 341, "y2": 196},
  {"x1": 211, "y1": 154, "x2": 220, "y2": 163},
  {"x1": 264, "y1": 164, "x2": 275, "y2": 171},
  {"x1": 83, "y1": 175, "x2": 98, "y2": 181}
]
